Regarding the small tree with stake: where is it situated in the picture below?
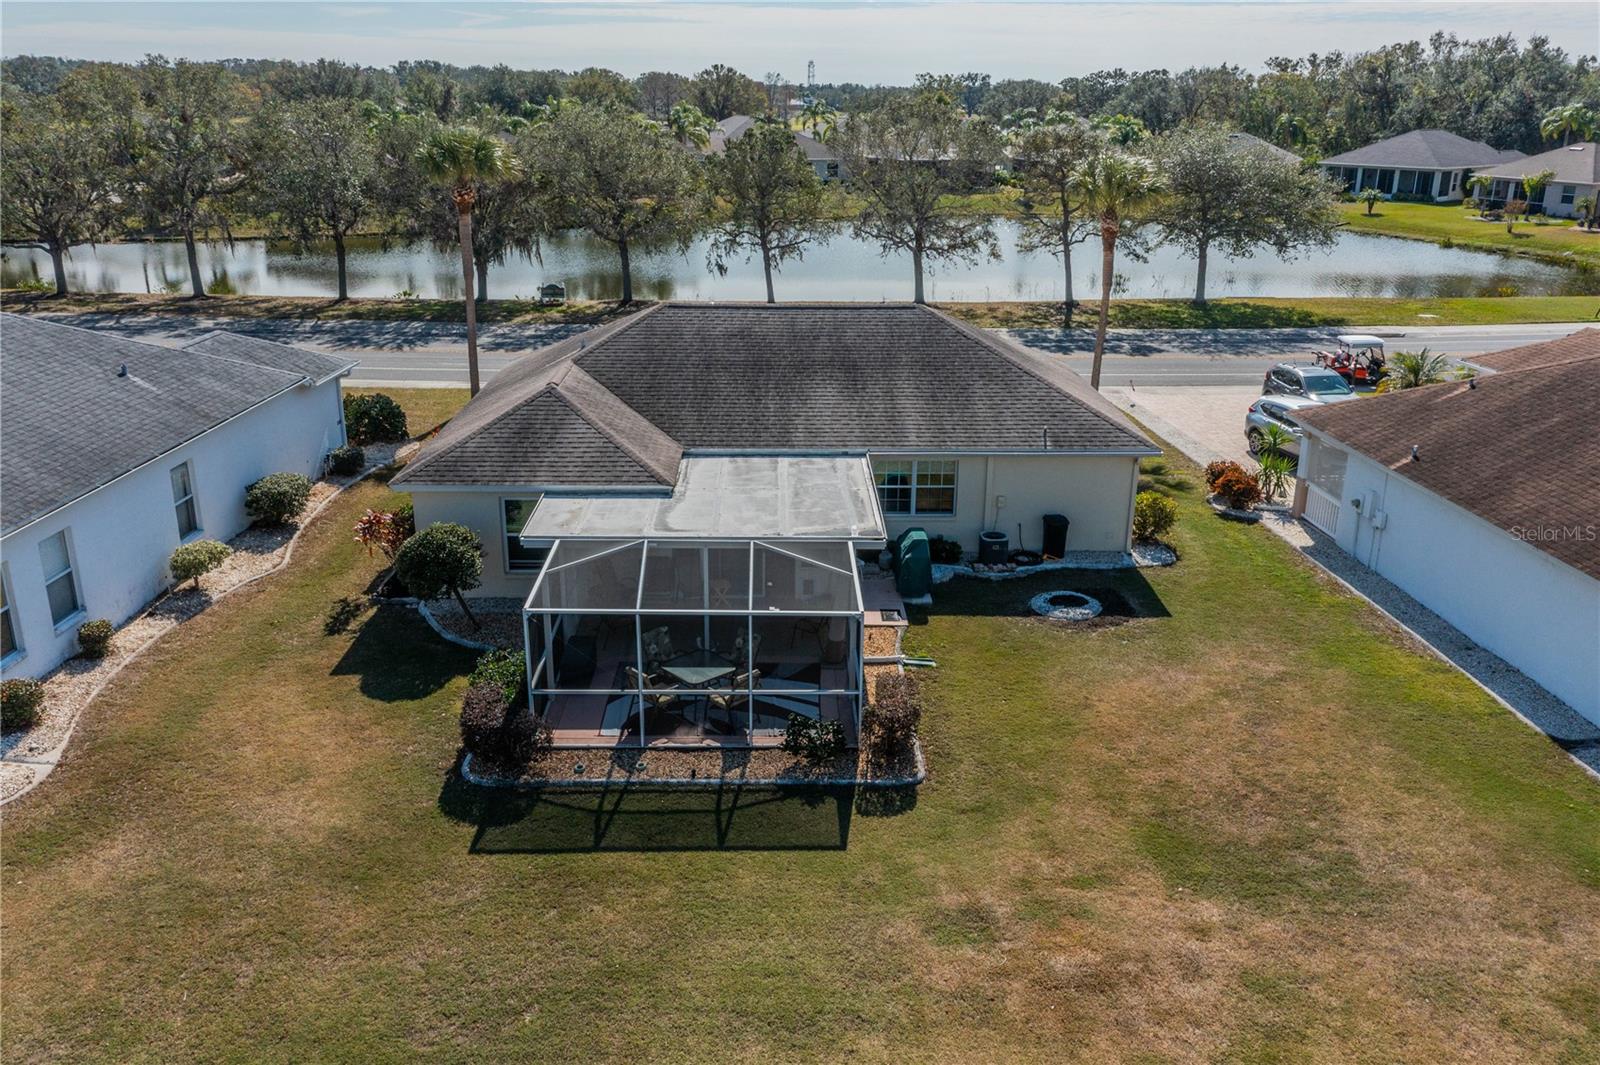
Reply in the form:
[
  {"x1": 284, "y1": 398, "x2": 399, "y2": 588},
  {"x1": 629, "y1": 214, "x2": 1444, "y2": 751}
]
[{"x1": 394, "y1": 523, "x2": 484, "y2": 628}]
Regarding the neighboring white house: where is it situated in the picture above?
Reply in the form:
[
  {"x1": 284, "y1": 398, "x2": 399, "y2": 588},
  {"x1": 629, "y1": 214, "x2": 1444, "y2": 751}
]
[
  {"x1": 1319, "y1": 129, "x2": 1523, "y2": 203},
  {"x1": 393, "y1": 302, "x2": 1158, "y2": 748},
  {"x1": 1292, "y1": 330, "x2": 1600, "y2": 727},
  {"x1": 0, "y1": 315, "x2": 354, "y2": 680},
  {"x1": 1475, "y1": 141, "x2": 1600, "y2": 219}
]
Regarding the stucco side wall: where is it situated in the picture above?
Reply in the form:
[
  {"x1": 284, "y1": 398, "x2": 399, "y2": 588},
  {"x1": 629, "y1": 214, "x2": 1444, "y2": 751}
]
[
  {"x1": 1330, "y1": 444, "x2": 1599, "y2": 726},
  {"x1": 1, "y1": 379, "x2": 346, "y2": 680},
  {"x1": 406, "y1": 489, "x2": 536, "y2": 600}
]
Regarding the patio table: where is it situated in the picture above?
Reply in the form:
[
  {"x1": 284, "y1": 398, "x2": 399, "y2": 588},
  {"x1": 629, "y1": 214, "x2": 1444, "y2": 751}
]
[{"x1": 660, "y1": 649, "x2": 737, "y2": 687}]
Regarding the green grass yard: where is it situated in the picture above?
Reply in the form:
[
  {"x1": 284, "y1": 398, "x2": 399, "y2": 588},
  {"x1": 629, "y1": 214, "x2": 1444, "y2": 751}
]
[
  {"x1": 2, "y1": 409, "x2": 1597, "y2": 1062},
  {"x1": 1339, "y1": 199, "x2": 1600, "y2": 269}
]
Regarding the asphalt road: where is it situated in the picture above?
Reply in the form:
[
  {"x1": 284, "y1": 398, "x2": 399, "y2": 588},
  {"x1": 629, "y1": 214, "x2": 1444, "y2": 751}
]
[{"x1": 26, "y1": 312, "x2": 1596, "y2": 388}]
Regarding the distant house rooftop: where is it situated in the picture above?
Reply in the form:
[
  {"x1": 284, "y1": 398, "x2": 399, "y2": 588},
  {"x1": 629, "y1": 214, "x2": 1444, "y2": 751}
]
[
  {"x1": 1477, "y1": 142, "x2": 1600, "y2": 184},
  {"x1": 0, "y1": 314, "x2": 354, "y2": 535},
  {"x1": 1226, "y1": 131, "x2": 1301, "y2": 165},
  {"x1": 1321, "y1": 129, "x2": 1523, "y2": 169},
  {"x1": 1295, "y1": 330, "x2": 1600, "y2": 580}
]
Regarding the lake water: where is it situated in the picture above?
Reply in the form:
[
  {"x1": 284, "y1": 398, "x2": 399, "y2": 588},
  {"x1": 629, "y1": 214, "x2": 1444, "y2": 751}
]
[{"x1": 3, "y1": 222, "x2": 1593, "y2": 301}]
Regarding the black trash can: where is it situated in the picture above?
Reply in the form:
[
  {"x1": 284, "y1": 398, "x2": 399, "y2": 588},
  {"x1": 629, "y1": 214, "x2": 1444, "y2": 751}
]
[
  {"x1": 978, "y1": 530, "x2": 1009, "y2": 564},
  {"x1": 1042, "y1": 513, "x2": 1070, "y2": 558}
]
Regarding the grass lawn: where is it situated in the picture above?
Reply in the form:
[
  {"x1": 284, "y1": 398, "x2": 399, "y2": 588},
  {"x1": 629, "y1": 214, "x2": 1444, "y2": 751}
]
[
  {"x1": 3, "y1": 408, "x2": 1598, "y2": 1061},
  {"x1": 1339, "y1": 200, "x2": 1600, "y2": 269},
  {"x1": 941, "y1": 294, "x2": 1600, "y2": 329}
]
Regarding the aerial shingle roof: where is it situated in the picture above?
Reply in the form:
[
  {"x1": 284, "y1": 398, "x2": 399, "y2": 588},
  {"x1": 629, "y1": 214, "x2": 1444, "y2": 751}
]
[
  {"x1": 1295, "y1": 334, "x2": 1600, "y2": 580},
  {"x1": 1477, "y1": 141, "x2": 1600, "y2": 184},
  {"x1": 1, "y1": 314, "x2": 350, "y2": 535},
  {"x1": 1464, "y1": 328, "x2": 1600, "y2": 374},
  {"x1": 395, "y1": 303, "x2": 1156, "y2": 489},
  {"x1": 1321, "y1": 129, "x2": 1522, "y2": 169}
]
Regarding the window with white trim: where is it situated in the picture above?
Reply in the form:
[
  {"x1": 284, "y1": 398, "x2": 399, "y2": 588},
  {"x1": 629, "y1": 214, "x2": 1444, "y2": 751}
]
[
  {"x1": 1, "y1": 565, "x2": 20, "y2": 663},
  {"x1": 171, "y1": 461, "x2": 200, "y2": 538},
  {"x1": 873, "y1": 459, "x2": 957, "y2": 516},
  {"x1": 39, "y1": 530, "x2": 82, "y2": 626},
  {"x1": 1560, "y1": 184, "x2": 1576, "y2": 205},
  {"x1": 502, "y1": 497, "x2": 549, "y2": 572}
]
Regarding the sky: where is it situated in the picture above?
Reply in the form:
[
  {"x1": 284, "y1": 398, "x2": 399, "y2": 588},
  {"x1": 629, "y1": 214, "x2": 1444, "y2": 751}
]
[{"x1": 3, "y1": 1, "x2": 1597, "y2": 82}]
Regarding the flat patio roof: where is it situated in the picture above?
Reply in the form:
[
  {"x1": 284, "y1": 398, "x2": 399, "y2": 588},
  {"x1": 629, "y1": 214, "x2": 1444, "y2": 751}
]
[{"x1": 520, "y1": 454, "x2": 887, "y2": 542}]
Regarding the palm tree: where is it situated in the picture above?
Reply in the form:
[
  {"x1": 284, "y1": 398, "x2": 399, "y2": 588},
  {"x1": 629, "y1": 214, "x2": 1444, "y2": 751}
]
[
  {"x1": 416, "y1": 127, "x2": 519, "y2": 396},
  {"x1": 1540, "y1": 103, "x2": 1597, "y2": 146},
  {"x1": 1359, "y1": 188, "x2": 1382, "y2": 215},
  {"x1": 1378, "y1": 348, "x2": 1452, "y2": 391},
  {"x1": 667, "y1": 102, "x2": 715, "y2": 149},
  {"x1": 1075, "y1": 151, "x2": 1164, "y2": 389},
  {"x1": 1465, "y1": 173, "x2": 1495, "y2": 215},
  {"x1": 799, "y1": 98, "x2": 837, "y2": 139},
  {"x1": 1576, "y1": 194, "x2": 1596, "y2": 231}
]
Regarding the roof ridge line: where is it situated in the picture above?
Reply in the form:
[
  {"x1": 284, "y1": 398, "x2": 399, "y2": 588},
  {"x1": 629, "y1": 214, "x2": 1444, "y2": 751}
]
[
  {"x1": 555, "y1": 366, "x2": 679, "y2": 485},
  {"x1": 916, "y1": 304, "x2": 1155, "y2": 450},
  {"x1": 1, "y1": 314, "x2": 308, "y2": 385},
  {"x1": 398, "y1": 381, "x2": 567, "y2": 481}
]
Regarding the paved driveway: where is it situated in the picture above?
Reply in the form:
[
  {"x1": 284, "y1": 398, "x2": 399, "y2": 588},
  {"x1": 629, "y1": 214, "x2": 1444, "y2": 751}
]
[{"x1": 1103, "y1": 385, "x2": 1264, "y2": 467}]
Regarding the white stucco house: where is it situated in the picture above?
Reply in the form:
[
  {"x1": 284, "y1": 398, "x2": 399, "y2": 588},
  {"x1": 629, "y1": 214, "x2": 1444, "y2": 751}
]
[
  {"x1": 1319, "y1": 129, "x2": 1523, "y2": 203},
  {"x1": 393, "y1": 302, "x2": 1158, "y2": 747},
  {"x1": 1475, "y1": 141, "x2": 1600, "y2": 219},
  {"x1": 1292, "y1": 329, "x2": 1600, "y2": 727},
  {"x1": 0, "y1": 315, "x2": 354, "y2": 680}
]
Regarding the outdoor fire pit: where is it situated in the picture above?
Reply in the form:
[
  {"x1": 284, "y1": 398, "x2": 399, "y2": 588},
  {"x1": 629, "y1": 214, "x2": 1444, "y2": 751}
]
[{"x1": 1029, "y1": 590, "x2": 1103, "y2": 622}]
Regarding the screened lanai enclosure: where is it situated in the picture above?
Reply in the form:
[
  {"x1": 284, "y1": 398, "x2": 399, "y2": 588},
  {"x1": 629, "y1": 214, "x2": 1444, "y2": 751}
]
[{"x1": 523, "y1": 538, "x2": 865, "y2": 747}]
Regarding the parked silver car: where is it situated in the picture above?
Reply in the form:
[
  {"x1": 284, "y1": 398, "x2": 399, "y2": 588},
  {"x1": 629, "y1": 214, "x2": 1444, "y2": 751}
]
[
  {"x1": 1262, "y1": 363, "x2": 1360, "y2": 403},
  {"x1": 1244, "y1": 395, "x2": 1324, "y2": 457}
]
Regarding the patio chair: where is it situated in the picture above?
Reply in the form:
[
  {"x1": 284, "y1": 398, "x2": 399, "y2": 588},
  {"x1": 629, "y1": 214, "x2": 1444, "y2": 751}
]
[
  {"x1": 707, "y1": 669, "x2": 762, "y2": 730},
  {"x1": 790, "y1": 617, "x2": 826, "y2": 650},
  {"x1": 625, "y1": 665, "x2": 680, "y2": 710},
  {"x1": 732, "y1": 631, "x2": 762, "y2": 666}
]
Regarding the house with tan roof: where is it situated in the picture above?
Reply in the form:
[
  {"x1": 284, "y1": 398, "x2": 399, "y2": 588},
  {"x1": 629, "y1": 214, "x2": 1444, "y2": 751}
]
[
  {"x1": 1291, "y1": 329, "x2": 1600, "y2": 725},
  {"x1": 393, "y1": 303, "x2": 1158, "y2": 748}
]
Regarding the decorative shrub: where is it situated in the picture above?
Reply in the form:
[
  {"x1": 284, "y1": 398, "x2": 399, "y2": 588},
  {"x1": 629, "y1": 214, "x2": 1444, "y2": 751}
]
[
  {"x1": 394, "y1": 522, "x2": 483, "y2": 619},
  {"x1": 863, "y1": 672, "x2": 923, "y2": 763},
  {"x1": 782, "y1": 714, "x2": 846, "y2": 762},
  {"x1": 1, "y1": 678, "x2": 45, "y2": 732},
  {"x1": 327, "y1": 445, "x2": 365, "y2": 476},
  {"x1": 1204, "y1": 459, "x2": 1246, "y2": 491},
  {"x1": 928, "y1": 536, "x2": 964, "y2": 565},
  {"x1": 459, "y1": 681, "x2": 549, "y2": 767},
  {"x1": 169, "y1": 539, "x2": 232, "y2": 589},
  {"x1": 1257, "y1": 453, "x2": 1295, "y2": 503},
  {"x1": 470, "y1": 648, "x2": 527, "y2": 703},
  {"x1": 391, "y1": 500, "x2": 415, "y2": 540},
  {"x1": 244, "y1": 472, "x2": 313, "y2": 525},
  {"x1": 1213, "y1": 467, "x2": 1263, "y2": 511},
  {"x1": 1132, "y1": 491, "x2": 1178, "y2": 542},
  {"x1": 352, "y1": 508, "x2": 410, "y2": 559},
  {"x1": 343, "y1": 392, "x2": 409, "y2": 445},
  {"x1": 76, "y1": 618, "x2": 115, "y2": 659}
]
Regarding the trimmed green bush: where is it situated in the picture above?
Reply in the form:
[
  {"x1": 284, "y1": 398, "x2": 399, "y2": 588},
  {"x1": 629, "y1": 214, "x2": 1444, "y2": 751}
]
[
  {"x1": 394, "y1": 523, "x2": 483, "y2": 619},
  {"x1": 170, "y1": 539, "x2": 232, "y2": 589},
  {"x1": 1132, "y1": 491, "x2": 1178, "y2": 542},
  {"x1": 245, "y1": 472, "x2": 313, "y2": 525},
  {"x1": 470, "y1": 649, "x2": 526, "y2": 703},
  {"x1": 928, "y1": 536, "x2": 964, "y2": 565},
  {"x1": 327, "y1": 445, "x2": 365, "y2": 476},
  {"x1": 460, "y1": 681, "x2": 549, "y2": 768},
  {"x1": 782, "y1": 714, "x2": 846, "y2": 762},
  {"x1": 343, "y1": 393, "x2": 408, "y2": 445},
  {"x1": 76, "y1": 619, "x2": 115, "y2": 659},
  {"x1": 1, "y1": 678, "x2": 45, "y2": 732},
  {"x1": 863, "y1": 672, "x2": 923, "y2": 764}
]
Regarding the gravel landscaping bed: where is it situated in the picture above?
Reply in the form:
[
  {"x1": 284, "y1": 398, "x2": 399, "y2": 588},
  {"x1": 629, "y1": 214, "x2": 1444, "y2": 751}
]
[
  {"x1": 863, "y1": 626, "x2": 902, "y2": 658},
  {"x1": 464, "y1": 736, "x2": 924, "y2": 788},
  {"x1": 422, "y1": 599, "x2": 524, "y2": 650},
  {"x1": 0, "y1": 440, "x2": 417, "y2": 803}
]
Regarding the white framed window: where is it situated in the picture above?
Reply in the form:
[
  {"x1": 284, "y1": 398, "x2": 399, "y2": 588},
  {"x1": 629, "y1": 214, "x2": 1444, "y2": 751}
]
[
  {"x1": 873, "y1": 459, "x2": 958, "y2": 516},
  {"x1": 39, "y1": 530, "x2": 83, "y2": 628},
  {"x1": 502, "y1": 497, "x2": 549, "y2": 572},
  {"x1": 170, "y1": 461, "x2": 200, "y2": 539},
  {"x1": 1, "y1": 564, "x2": 22, "y2": 664},
  {"x1": 1560, "y1": 184, "x2": 1576, "y2": 205}
]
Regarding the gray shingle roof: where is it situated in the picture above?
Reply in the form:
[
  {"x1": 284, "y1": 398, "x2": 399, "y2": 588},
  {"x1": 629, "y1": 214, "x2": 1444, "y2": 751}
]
[
  {"x1": 1321, "y1": 129, "x2": 1523, "y2": 169},
  {"x1": 1477, "y1": 142, "x2": 1600, "y2": 184},
  {"x1": 1226, "y1": 131, "x2": 1301, "y2": 165},
  {"x1": 1, "y1": 314, "x2": 346, "y2": 535},
  {"x1": 181, "y1": 330, "x2": 356, "y2": 382},
  {"x1": 396, "y1": 303, "x2": 1157, "y2": 490}
]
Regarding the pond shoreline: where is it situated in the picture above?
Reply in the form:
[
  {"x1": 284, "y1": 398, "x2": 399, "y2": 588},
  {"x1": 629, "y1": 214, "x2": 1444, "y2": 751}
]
[{"x1": 4, "y1": 290, "x2": 1598, "y2": 330}]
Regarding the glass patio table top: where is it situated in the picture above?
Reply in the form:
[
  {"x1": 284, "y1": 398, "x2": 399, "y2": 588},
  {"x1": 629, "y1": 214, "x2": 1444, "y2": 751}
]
[{"x1": 659, "y1": 649, "x2": 738, "y2": 686}]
